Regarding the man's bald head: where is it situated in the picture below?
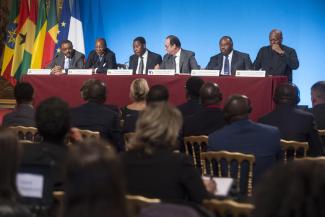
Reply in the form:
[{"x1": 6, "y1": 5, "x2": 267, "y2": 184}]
[
  {"x1": 223, "y1": 94, "x2": 252, "y2": 122},
  {"x1": 199, "y1": 82, "x2": 222, "y2": 106}
]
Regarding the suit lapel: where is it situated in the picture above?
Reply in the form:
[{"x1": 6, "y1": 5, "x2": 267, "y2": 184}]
[
  {"x1": 179, "y1": 50, "x2": 185, "y2": 72},
  {"x1": 231, "y1": 51, "x2": 238, "y2": 74}
]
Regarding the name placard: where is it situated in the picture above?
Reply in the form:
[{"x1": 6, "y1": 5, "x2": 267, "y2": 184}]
[
  {"x1": 148, "y1": 69, "x2": 175, "y2": 75},
  {"x1": 67, "y1": 69, "x2": 93, "y2": 75},
  {"x1": 27, "y1": 69, "x2": 51, "y2": 75},
  {"x1": 191, "y1": 70, "x2": 220, "y2": 76},
  {"x1": 235, "y1": 70, "x2": 266, "y2": 77},
  {"x1": 107, "y1": 69, "x2": 133, "y2": 75}
]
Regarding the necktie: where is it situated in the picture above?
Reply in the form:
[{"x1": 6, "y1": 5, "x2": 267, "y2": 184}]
[
  {"x1": 138, "y1": 56, "x2": 144, "y2": 74},
  {"x1": 99, "y1": 56, "x2": 103, "y2": 63},
  {"x1": 64, "y1": 58, "x2": 70, "y2": 70},
  {"x1": 224, "y1": 55, "x2": 229, "y2": 75}
]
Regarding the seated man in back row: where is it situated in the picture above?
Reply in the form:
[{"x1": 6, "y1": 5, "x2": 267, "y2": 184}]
[{"x1": 47, "y1": 39, "x2": 85, "y2": 75}]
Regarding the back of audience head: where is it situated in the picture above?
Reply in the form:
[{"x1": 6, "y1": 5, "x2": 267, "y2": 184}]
[
  {"x1": 129, "y1": 78, "x2": 149, "y2": 102},
  {"x1": 36, "y1": 97, "x2": 70, "y2": 143},
  {"x1": 223, "y1": 94, "x2": 252, "y2": 123},
  {"x1": 311, "y1": 81, "x2": 325, "y2": 106},
  {"x1": 14, "y1": 82, "x2": 34, "y2": 105},
  {"x1": 80, "y1": 79, "x2": 107, "y2": 104},
  {"x1": 185, "y1": 77, "x2": 204, "y2": 100},
  {"x1": 0, "y1": 127, "x2": 21, "y2": 201},
  {"x1": 64, "y1": 138, "x2": 128, "y2": 217},
  {"x1": 128, "y1": 103, "x2": 182, "y2": 153},
  {"x1": 273, "y1": 83, "x2": 300, "y2": 106},
  {"x1": 252, "y1": 160, "x2": 325, "y2": 217},
  {"x1": 146, "y1": 84, "x2": 169, "y2": 104},
  {"x1": 199, "y1": 82, "x2": 223, "y2": 106}
]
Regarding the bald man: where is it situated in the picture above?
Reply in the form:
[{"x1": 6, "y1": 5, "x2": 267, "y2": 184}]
[{"x1": 254, "y1": 29, "x2": 299, "y2": 82}]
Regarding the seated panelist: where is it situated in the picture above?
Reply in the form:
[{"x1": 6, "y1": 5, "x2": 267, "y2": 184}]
[
  {"x1": 47, "y1": 39, "x2": 85, "y2": 75},
  {"x1": 85, "y1": 38, "x2": 117, "y2": 73}
]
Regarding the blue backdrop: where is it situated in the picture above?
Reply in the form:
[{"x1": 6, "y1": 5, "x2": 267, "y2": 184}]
[{"x1": 79, "y1": 0, "x2": 325, "y2": 106}]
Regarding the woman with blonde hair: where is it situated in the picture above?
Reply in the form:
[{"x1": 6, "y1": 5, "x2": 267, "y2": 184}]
[{"x1": 121, "y1": 103, "x2": 212, "y2": 204}]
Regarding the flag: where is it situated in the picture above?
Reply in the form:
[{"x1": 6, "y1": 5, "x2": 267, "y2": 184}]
[
  {"x1": 42, "y1": 0, "x2": 59, "y2": 68},
  {"x1": 11, "y1": 0, "x2": 38, "y2": 81},
  {"x1": 68, "y1": 0, "x2": 85, "y2": 54},
  {"x1": 31, "y1": 0, "x2": 47, "y2": 68},
  {"x1": 1, "y1": 0, "x2": 19, "y2": 85},
  {"x1": 54, "y1": 0, "x2": 71, "y2": 55}
]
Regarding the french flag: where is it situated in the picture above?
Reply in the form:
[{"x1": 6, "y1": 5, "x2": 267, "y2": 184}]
[{"x1": 68, "y1": 0, "x2": 85, "y2": 54}]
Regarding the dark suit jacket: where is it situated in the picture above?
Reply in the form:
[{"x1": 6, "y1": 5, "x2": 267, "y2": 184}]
[
  {"x1": 183, "y1": 106, "x2": 226, "y2": 136},
  {"x1": 259, "y1": 104, "x2": 324, "y2": 156},
  {"x1": 120, "y1": 149, "x2": 209, "y2": 203},
  {"x1": 160, "y1": 49, "x2": 199, "y2": 74},
  {"x1": 177, "y1": 99, "x2": 203, "y2": 118},
  {"x1": 2, "y1": 104, "x2": 35, "y2": 127},
  {"x1": 70, "y1": 102, "x2": 121, "y2": 149},
  {"x1": 206, "y1": 50, "x2": 253, "y2": 75},
  {"x1": 208, "y1": 119, "x2": 281, "y2": 191},
  {"x1": 20, "y1": 141, "x2": 68, "y2": 189},
  {"x1": 46, "y1": 49, "x2": 85, "y2": 69},
  {"x1": 253, "y1": 45, "x2": 299, "y2": 82},
  {"x1": 85, "y1": 48, "x2": 117, "y2": 73},
  {"x1": 129, "y1": 49, "x2": 162, "y2": 74},
  {"x1": 311, "y1": 104, "x2": 325, "y2": 129}
]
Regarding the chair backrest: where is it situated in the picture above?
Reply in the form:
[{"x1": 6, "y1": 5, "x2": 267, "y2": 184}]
[
  {"x1": 203, "y1": 199, "x2": 254, "y2": 217},
  {"x1": 78, "y1": 129, "x2": 100, "y2": 139},
  {"x1": 295, "y1": 156, "x2": 325, "y2": 161},
  {"x1": 9, "y1": 126, "x2": 40, "y2": 142},
  {"x1": 280, "y1": 139, "x2": 308, "y2": 163},
  {"x1": 126, "y1": 195, "x2": 161, "y2": 215},
  {"x1": 183, "y1": 135, "x2": 208, "y2": 169},
  {"x1": 200, "y1": 151, "x2": 255, "y2": 196},
  {"x1": 318, "y1": 129, "x2": 325, "y2": 137},
  {"x1": 53, "y1": 191, "x2": 64, "y2": 217}
]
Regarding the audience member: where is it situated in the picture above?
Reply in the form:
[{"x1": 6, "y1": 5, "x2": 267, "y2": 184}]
[
  {"x1": 64, "y1": 138, "x2": 130, "y2": 217},
  {"x1": 259, "y1": 83, "x2": 324, "y2": 156},
  {"x1": 178, "y1": 77, "x2": 204, "y2": 118},
  {"x1": 146, "y1": 84, "x2": 169, "y2": 104},
  {"x1": 2, "y1": 82, "x2": 35, "y2": 127},
  {"x1": 310, "y1": 81, "x2": 325, "y2": 129}
]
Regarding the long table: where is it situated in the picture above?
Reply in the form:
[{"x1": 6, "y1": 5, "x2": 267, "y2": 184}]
[{"x1": 22, "y1": 75, "x2": 287, "y2": 121}]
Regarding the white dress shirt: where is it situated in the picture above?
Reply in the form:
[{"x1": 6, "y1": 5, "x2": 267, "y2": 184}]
[
  {"x1": 174, "y1": 49, "x2": 181, "y2": 74},
  {"x1": 221, "y1": 50, "x2": 233, "y2": 75},
  {"x1": 136, "y1": 50, "x2": 148, "y2": 74}
]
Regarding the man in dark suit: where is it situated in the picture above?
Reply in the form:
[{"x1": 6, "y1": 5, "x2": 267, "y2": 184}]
[
  {"x1": 85, "y1": 38, "x2": 117, "y2": 73},
  {"x1": 129, "y1": 37, "x2": 162, "y2": 74},
  {"x1": 178, "y1": 76, "x2": 204, "y2": 118},
  {"x1": 183, "y1": 82, "x2": 226, "y2": 136},
  {"x1": 160, "y1": 35, "x2": 199, "y2": 74},
  {"x1": 2, "y1": 82, "x2": 35, "y2": 127},
  {"x1": 70, "y1": 79, "x2": 121, "y2": 150},
  {"x1": 208, "y1": 95, "x2": 281, "y2": 189},
  {"x1": 254, "y1": 29, "x2": 299, "y2": 82},
  {"x1": 206, "y1": 36, "x2": 253, "y2": 75},
  {"x1": 259, "y1": 83, "x2": 324, "y2": 156},
  {"x1": 47, "y1": 39, "x2": 85, "y2": 75},
  {"x1": 311, "y1": 81, "x2": 325, "y2": 129}
]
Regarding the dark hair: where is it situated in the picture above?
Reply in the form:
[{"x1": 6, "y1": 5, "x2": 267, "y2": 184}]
[
  {"x1": 36, "y1": 97, "x2": 70, "y2": 143},
  {"x1": 80, "y1": 79, "x2": 107, "y2": 104},
  {"x1": 0, "y1": 127, "x2": 21, "y2": 201},
  {"x1": 166, "y1": 35, "x2": 181, "y2": 48},
  {"x1": 223, "y1": 94, "x2": 252, "y2": 123},
  {"x1": 61, "y1": 39, "x2": 73, "y2": 47},
  {"x1": 96, "y1": 38, "x2": 107, "y2": 47},
  {"x1": 14, "y1": 82, "x2": 34, "y2": 104},
  {"x1": 252, "y1": 160, "x2": 325, "y2": 217},
  {"x1": 273, "y1": 83, "x2": 300, "y2": 105},
  {"x1": 146, "y1": 85, "x2": 169, "y2": 103},
  {"x1": 219, "y1": 36, "x2": 233, "y2": 45},
  {"x1": 311, "y1": 81, "x2": 325, "y2": 101},
  {"x1": 185, "y1": 77, "x2": 204, "y2": 99},
  {"x1": 199, "y1": 82, "x2": 223, "y2": 105},
  {"x1": 133, "y1": 36, "x2": 146, "y2": 45},
  {"x1": 64, "y1": 138, "x2": 129, "y2": 217}
]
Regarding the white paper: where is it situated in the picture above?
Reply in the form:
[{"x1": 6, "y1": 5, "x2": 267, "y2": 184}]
[
  {"x1": 107, "y1": 69, "x2": 133, "y2": 75},
  {"x1": 191, "y1": 69, "x2": 220, "y2": 76},
  {"x1": 202, "y1": 176, "x2": 233, "y2": 196},
  {"x1": 27, "y1": 69, "x2": 51, "y2": 75},
  {"x1": 67, "y1": 69, "x2": 93, "y2": 75},
  {"x1": 148, "y1": 69, "x2": 175, "y2": 75},
  {"x1": 235, "y1": 70, "x2": 266, "y2": 77},
  {"x1": 16, "y1": 173, "x2": 44, "y2": 198}
]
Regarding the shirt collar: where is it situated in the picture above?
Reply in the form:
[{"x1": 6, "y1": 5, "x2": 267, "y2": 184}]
[{"x1": 175, "y1": 48, "x2": 181, "y2": 57}]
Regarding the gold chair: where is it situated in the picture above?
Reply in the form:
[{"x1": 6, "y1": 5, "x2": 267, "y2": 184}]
[
  {"x1": 126, "y1": 195, "x2": 161, "y2": 215},
  {"x1": 8, "y1": 126, "x2": 40, "y2": 142},
  {"x1": 78, "y1": 129, "x2": 100, "y2": 139},
  {"x1": 200, "y1": 151, "x2": 255, "y2": 196},
  {"x1": 203, "y1": 199, "x2": 254, "y2": 217},
  {"x1": 295, "y1": 156, "x2": 325, "y2": 161},
  {"x1": 280, "y1": 139, "x2": 308, "y2": 163},
  {"x1": 318, "y1": 129, "x2": 325, "y2": 137},
  {"x1": 53, "y1": 191, "x2": 64, "y2": 217},
  {"x1": 183, "y1": 135, "x2": 208, "y2": 169}
]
